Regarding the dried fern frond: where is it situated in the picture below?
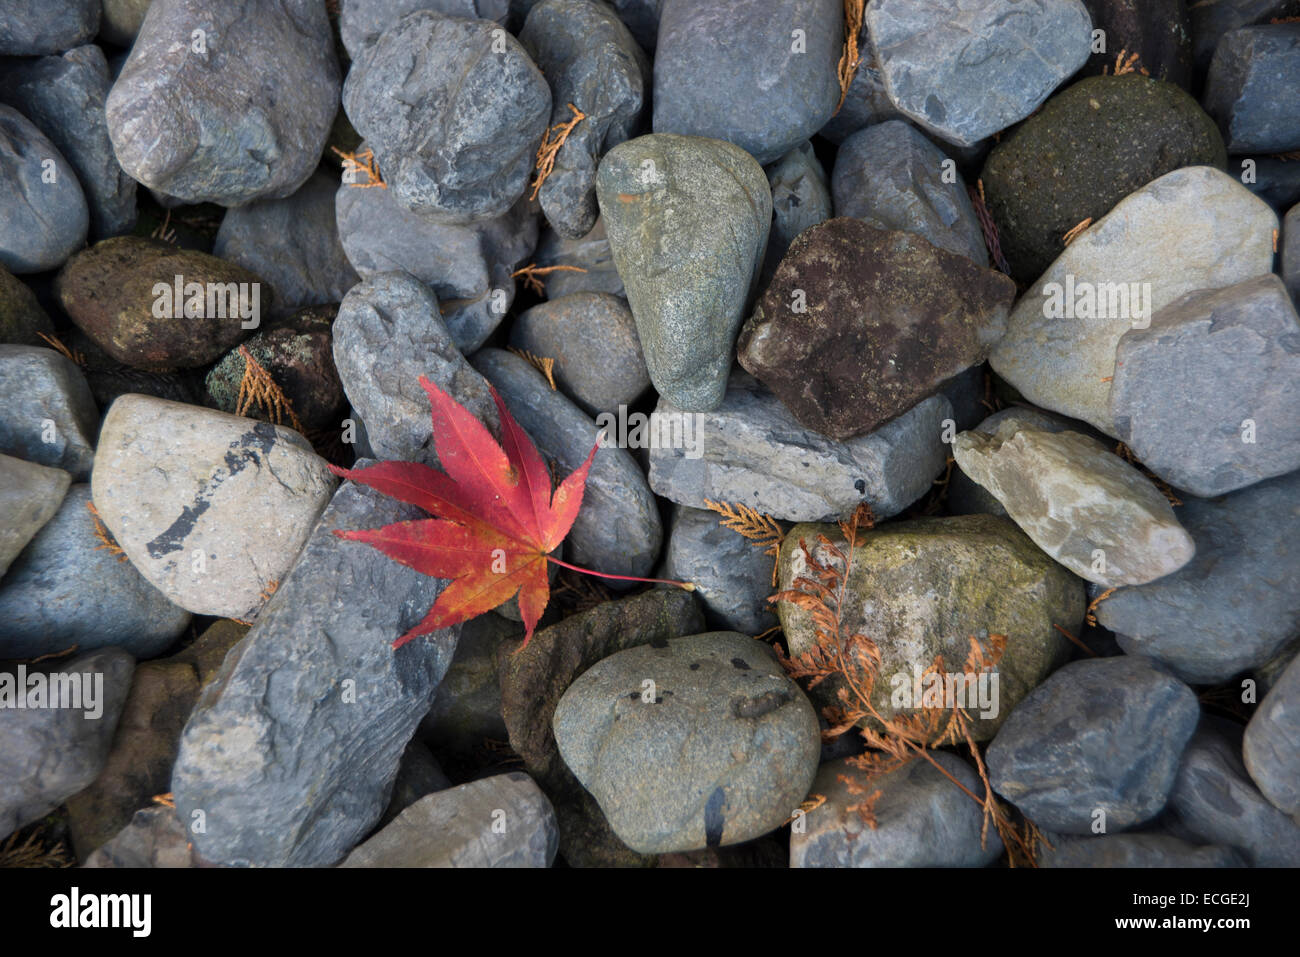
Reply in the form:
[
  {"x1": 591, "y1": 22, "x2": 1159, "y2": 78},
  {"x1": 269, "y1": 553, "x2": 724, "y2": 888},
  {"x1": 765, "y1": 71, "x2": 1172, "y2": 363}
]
[
  {"x1": 507, "y1": 348, "x2": 557, "y2": 389},
  {"x1": 835, "y1": 0, "x2": 867, "y2": 114},
  {"x1": 1062, "y1": 217, "x2": 1093, "y2": 246},
  {"x1": 0, "y1": 829, "x2": 73, "y2": 868},
  {"x1": 529, "y1": 103, "x2": 586, "y2": 200},
  {"x1": 1104, "y1": 48, "x2": 1148, "y2": 76},
  {"x1": 36, "y1": 332, "x2": 84, "y2": 367},
  {"x1": 235, "y1": 345, "x2": 305, "y2": 433},
  {"x1": 511, "y1": 262, "x2": 588, "y2": 296},
  {"x1": 332, "y1": 146, "x2": 387, "y2": 189},
  {"x1": 86, "y1": 501, "x2": 128, "y2": 563}
]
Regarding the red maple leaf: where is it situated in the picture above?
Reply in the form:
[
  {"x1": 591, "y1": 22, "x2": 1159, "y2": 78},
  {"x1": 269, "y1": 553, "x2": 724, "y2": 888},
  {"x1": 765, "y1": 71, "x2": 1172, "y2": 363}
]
[{"x1": 329, "y1": 375, "x2": 686, "y2": 649}]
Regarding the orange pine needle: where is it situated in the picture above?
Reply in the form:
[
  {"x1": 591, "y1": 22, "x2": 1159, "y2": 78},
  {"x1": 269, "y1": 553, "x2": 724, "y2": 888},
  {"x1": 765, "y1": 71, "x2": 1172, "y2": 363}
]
[{"x1": 529, "y1": 103, "x2": 586, "y2": 200}]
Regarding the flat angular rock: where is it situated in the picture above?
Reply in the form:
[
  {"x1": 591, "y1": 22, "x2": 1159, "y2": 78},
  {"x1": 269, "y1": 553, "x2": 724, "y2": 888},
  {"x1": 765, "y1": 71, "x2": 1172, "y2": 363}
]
[
  {"x1": 171, "y1": 470, "x2": 461, "y2": 867},
  {"x1": 520, "y1": 0, "x2": 651, "y2": 239},
  {"x1": 552, "y1": 631, "x2": 821, "y2": 854},
  {"x1": 56, "y1": 237, "x2": 268, "y2": 371},
  {"x1": 790, "y1": 754, "x2": 1003, "y2": 867},
  {"x1": 340, "y1": 0, "x2": 511, "y2": 59},
  {"x1": 662, "y1": 506, "x2": 777, "y2": 636},
  {"x1": 987, "y1": 655, "x2": 1199, "y2": 835},
  {"x1": 776, "y1": 513, "x2": 1082, "y2": 741},
  {"x1": 0, "y1": 345, "x2": 97, "y2": 480},
  {"x1": 1038, "y1": 832, "x2": 1246, "y2": 867},
  {"x1": 763, "y1": 141, "x2": 832, "y2": 282},
  {"x1": 1094, "y1": 471, "x2": 1300, "y2": 684},
  {"x1": 341, "y1": 773, "x2": 557, "y2": 867},
  {"x1": 507, "y1": 292, "x2": 650, "y2": 416},
  {"x1": 0, "y1": 104, "x2": 88, "y2": 273},
  {"x1": 652, "y1": 0, "x2": 841, "y2": 165},
  {"x1": 82, "y1": 806, "x2": 201, "y2": 868},
  {"x1": 0, "y1": 0, "x2": 98, "y2": 55},
  {"x1": 332, "y1": 272, "x2": 499, "y2": 466},
  {"x1": 989, "y1": 166, "x2": 1278, "y2": 436},
  {"x1": 647, "y1": 370, "x2": 950, "y2": 523},
  {"x1": 865, "y1": 0, "x2": 1093, "y2": 147},
  {"x1": 0, "y1": 453, "x2": 69, "y2": 578},
  {"x1": 980, "y1": 75, "x2": 1226, "y2": 281},
  {"x1": 343, "y1": 10, "x2": 550, "y2": 223},
  {"x1": 0, "y1": 46, "x2": 137, "y2": 238},
  {"x1": 213, "y1": 171, "x2": 358, "y2": 320},
  {"x1": 596, "y1": 133, "x2": 771, "y2": 411},
  {"x1": 472, "y1": 348, "x2": 662, "y2": 582},
  {"x1": 832, "y1": 121, "x2": 987, "y2": 266},
  {"x1": 1244, "y1": 653, "x2": 1300, "y2": 815},
  {"x1": 1204, "y1": 23, "x2": 1300, "y2": 153},
  {"x1": 948, "y1": 407, "x2": 1087, "y2": 518},
  {"x1": 0, "y1": 648, "x2": 133, "y2": 840},
  {"x1": 533, "y1": 217, "x2": 624, "y2": 298},
  {"x1": 0, "y1": 485, "x2": 191, "y2": 660},
  {"x1": 738, "y1": 219, "x2": 1013, "y2": 439},
  {"x1": 1110, "y1": 274, "x2": 1300, "y2": 496},
  {"x1": 91, "y1": 396, "x2": 337, "y2": 620},
  {"x1": 953, "y1": 423, "x2": 1195, "y2": 587},
  {"x1": 1162, "y1": 720, "x2": 1300, "y2": 867},
  {"x1": 107, "y1": 0, "x2": 339, "y2": 206}
]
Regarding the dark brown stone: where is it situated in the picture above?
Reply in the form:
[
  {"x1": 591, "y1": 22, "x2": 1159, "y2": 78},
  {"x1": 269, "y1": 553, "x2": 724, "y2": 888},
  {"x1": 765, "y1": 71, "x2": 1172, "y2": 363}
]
[
  {"x1": 54, "y1": 236, "x2": 269, "y2": 371},
  {"x1": 1079, "y1": 0, "x2": 1193, "y2": 88},
  {"x1": 737, "y1": 218, "x2": 1015, "y2": 440}
]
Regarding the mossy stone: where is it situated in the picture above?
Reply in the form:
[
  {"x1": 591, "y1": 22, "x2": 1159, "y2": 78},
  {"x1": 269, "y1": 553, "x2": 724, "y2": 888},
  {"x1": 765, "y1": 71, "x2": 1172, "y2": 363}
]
[{"x1": 981, "y1": 74, "x2": 1226, "y2": 282}]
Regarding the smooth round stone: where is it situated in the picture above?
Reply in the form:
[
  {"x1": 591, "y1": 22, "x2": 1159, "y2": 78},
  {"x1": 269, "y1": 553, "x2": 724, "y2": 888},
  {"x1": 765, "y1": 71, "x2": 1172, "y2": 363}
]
[
  {"x1": 980, "y1": 74, "x2": 1226, "y2": 282},
  {"x1": 0, "y1": 46, "x2": 137, "y2": 238},
  {"x1": 106, "y1": 0, "x2": 340, "y2": 206},
  {"x1": 662, "y1": 505, "x2": 777, "y2": 636},
  {"x1": 0, "y1": 104, "x2": 88, "y2": 273},
  {"x1": 790, "y1": 754, "x2": 1003, "y2": 867},
  {"x1": 1244, "y1": 653, "x2": 1300, "y2": 816},
  {"x1": 0, "y1": 486, "x2": 191, "y2": 660},
  {"x1": 987, "y1": 655, "x2": 1199, "y2": 835},
  {"x1": 552, "y1": 631, "x2": 821, "y2": 853},
  {"x1": 653, "y1": 0, "x2": 842, "y2": 165},
  {"x1": 55, "y1": 237, "x2": 268, "y2": 371},
  {"x1": 340, "y1": 0, "x2": 511, "y2": 59},
  {"x1": 507, "y1": 292, "x2": 650, "y2": 416},
  {"x1": 342, "y1": 10, "x2": 551, "y2": 223}
]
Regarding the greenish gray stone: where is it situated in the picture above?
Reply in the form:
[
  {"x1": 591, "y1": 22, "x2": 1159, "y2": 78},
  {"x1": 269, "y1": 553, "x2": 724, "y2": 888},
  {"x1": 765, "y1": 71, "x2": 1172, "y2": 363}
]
[
  {"x1": 981, "y1": 74, "x2": 1226, "y2": 281},
  {"x1": 989, "y1": 166, "x2": 1277, "y2": 436},
  {"x1": 0, "y1": 453, "x2": 69, "y2": 578},
  {"x1": 55, "y1": 237, "x2": 269, "y2": 371},
  {"x1": 953, "y1": 423, "x2": 1195, "y2": 587},
  {"x1": 790, "y1": 754, "x2": 1003, "y2": 868},
  {"x1": 596, "y1": 133, "x2": 771, "y2": 411},
  {"x1": 552, "y1": 631, "x2": 821, "y2": 854},
  {"x1": 497, "y1": 588, "x2": 704, "y2": 866},
  {"x1": 776, "y1": 513, "x2": 1083, "y2": 741}
]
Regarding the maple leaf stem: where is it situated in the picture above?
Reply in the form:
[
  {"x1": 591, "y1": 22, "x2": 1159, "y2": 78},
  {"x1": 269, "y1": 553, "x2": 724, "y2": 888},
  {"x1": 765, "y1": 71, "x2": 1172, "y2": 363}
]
[{"x1": 545, "y1": 555, "x2": 695, "y2": 591}]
